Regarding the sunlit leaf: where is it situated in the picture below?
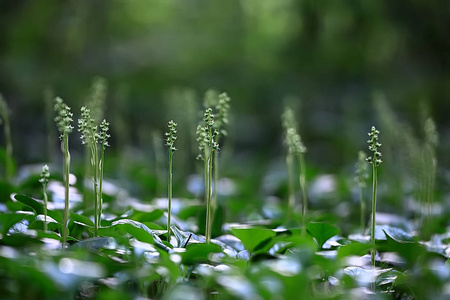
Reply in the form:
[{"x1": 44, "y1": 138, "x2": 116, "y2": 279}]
[{"x1": 98, "y1": 219, "x2": 154, "y2": 244}]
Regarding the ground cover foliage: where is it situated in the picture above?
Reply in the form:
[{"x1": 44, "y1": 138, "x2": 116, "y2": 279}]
[{"x1": 0, "y1": 85, "x2": 449, "y2": 300}]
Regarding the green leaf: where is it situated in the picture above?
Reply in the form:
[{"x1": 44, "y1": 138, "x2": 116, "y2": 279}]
[
  {"x1": 14, "y1": 194, "x2": 44, "y2": 215},
  {"x1": 230, "y1": 226, "x2": 276, "y2": 252},
  {"x1": 378, "y1": 231, "x2": 427, "y2": 266},
  {"x1": 129, "y1": 209, "x2": 164, "y2": 223},
  {"x1": 181, "y1": 243, "x2": 222, "y2": 265},
  {"x1": 0, "y1": 213, "x2": 28, "y2": 235},
  {"x1": 337, "y1": 241, "x2": 371, "y2": 259},
  {"x1": 98, "y1": 219, "x2": 154, "y2": 244},
  {"x1": 306, "y1": 222, "x2": 340, "y2": 249}
]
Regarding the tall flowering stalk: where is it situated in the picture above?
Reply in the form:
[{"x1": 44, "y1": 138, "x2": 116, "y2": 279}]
[
  {"x1": 79, "y1": 107, "x2": 110, "y2": 236},
  {"x1": 79, "y1": 107, "x2": 99, "y2": 235},
  {"x1": 366, "y1": 126, "x2": 382, "y2": 268},
  {"x1": 54, "y1": 97, "x2": 73, "y2": 248},
  {"x1": 165, "y1": 120, "x2": 177, "y2": 243},
  {"x1": 282, "y1": 107, "x2": 307, "y2": 227},
  {"x1": 39, "y1": 164, "x2": 50, "y2": 232},
  {"x1": 211, "y1": 93, "x2": 230, "y2": 222},
  {"x1": 98, "y1": 119, "x2": 110, "y2": 230},
  {"x1": 197, "y1": 108, "x2": 219, "y2": 243}
]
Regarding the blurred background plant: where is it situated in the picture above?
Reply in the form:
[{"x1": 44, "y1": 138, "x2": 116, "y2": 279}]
[
  {"x1": 0, "y1": 0, "x2": 449, "y2": 226},
  {"x1": 1, "y1": 0, "x2": 449, "y2": 168}
]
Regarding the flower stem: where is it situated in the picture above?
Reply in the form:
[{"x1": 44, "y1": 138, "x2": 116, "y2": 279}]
[
  {"x1": 43, "y1": 184, "x2": 48, "y2": 232},
  {"x1": 62, "y1": 136, "x2": 71, "y2": 249},
  {"x1": 98, "y1": 148, "x2": 105, "y2": 232},
  {"x1": 167, "y1": 151, "x2": 173, "y2": 243},
  {"x1": 370, "y1": 161, "x2": 378, "y2": 267},
  {"x1": 298, "y1": 152, "x2": 307, "y2": 231},
  {"x1": 286, "y1": 153, "x2": 295, "y2": 221}
]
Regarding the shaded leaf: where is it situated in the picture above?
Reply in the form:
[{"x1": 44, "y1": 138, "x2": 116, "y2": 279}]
[
  {"x1": 306, "y1": 222, "x2": 340, "y2": 249},
  {"x1": 230, "y1": 226, "x2": 276, "y2": 252},
  {"x1": 181, "y1": 243, "x2": 222, "y2": 265}
]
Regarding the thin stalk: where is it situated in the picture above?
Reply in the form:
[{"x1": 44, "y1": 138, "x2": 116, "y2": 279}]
[
  {"x1": 43, "y1": 184, "x2": 48, "y2": 232},
  {"x1": 62, "y1": 136, "x2": 71, "y2": 249},
  {"x1": 83, "y1": 147, "x2": 90, "y2": 209},
  {"x1": 205, "y1": 146, "x2": 212, "y2": 243},
  {"x1": 167, "y1": 151, "x2": 173, "y2": 243},
  {"x1": 286, "y1": 153, "x2": 295, "y2": 221},
  {"x1": 298, "y1": 152, "x2": 307, "y2": 230},
  {"x1": 211, "y1": 151, "x2": 219, "y2": 224},
  {"x1": 370, "y1": 163, "x2": 378, "y2": 267},
  {"x1": 208, "y1": 147, "x2": 214, "y2": 239},
  {"x1": 90, "y1": 144, "x2": 99, "y2": 236},
  {"x1": 98, "y1": 148, "x2": 105, "y2": 231}
]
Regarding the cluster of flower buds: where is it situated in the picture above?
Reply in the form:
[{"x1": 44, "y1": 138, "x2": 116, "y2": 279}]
[
  {"x1": 54, "y1": 97, "x2": 73, "y2": 140},
  {"x1": 165, "y1": 120, "x2": 177, "y2": 152},
  {"x1": 366, "y1": 126, "x2": 382, "y2": 167}
]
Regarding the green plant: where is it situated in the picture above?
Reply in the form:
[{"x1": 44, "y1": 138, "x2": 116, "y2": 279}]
[
  {"x1": 197, "y1": 108, "x2": 219, "y2": 243},
  {"x1": 355, "y1": 150, "x2": 369, "y2": 234},
  {"x1": 79, "y1": 107, "x2": 110, "y2": 236},
  {"x1": 165, "y1": 120, "x2": 177, "y2": 243},
  {"x1": 366, "y1": 126, "x2": 382, "y2": 268},
  {"x1": 54, "y1": 97, "x2": 73, "y2": 248},
  {"x1": 82, "y1": 78, "x2": 107, "y2": 208},
  {"x1": 79, "y1": 106, "x2": 100, "y2": 235},
  {"x1": 98, "y1": 119, "x2": 110, "y2": 230},
  {"x1": 39, "y1": 164, "x2": 50, "y2": 232},
  {"x1": 211, "y1": 92, "x2": 230, "y2": 223},
  {"x1": 0, "y1": 94, "x2": 13, "y2": 182},
  {"x1": 282, "y1": 107, "x2": 307, "y2": 226}
]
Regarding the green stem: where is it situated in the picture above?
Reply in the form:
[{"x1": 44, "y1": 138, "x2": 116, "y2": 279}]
[
  {"x1": 298, "y1": 153, "x2": 307, "y2": 229},
  {"x1": 286, "y1": 153, "x2": 295, "y2": 221},
  {"x1": 205, "y1": 146, "x2": 212, "y2": 243},
  {"x1": 211, "y1": 151, "x2": 218, "y2": 225},
  {"x1": 167, "y1": 151, "x2": 173, "y2": 243},
  {"x1": 98, "y1": 147, "x2": 105, "y2": 232},
  {"x1": 43, "y1": 184, "x2": 48, "y2": 232},
  {"x1": 203, "y1": 148, "x2": 209, "y2": 243},
  {"x1": 370, "y1": 161, "x2": 378, "y2": 268},
  {"x1": 62, "y1": 136, "x2": 71, "y2": 249},
  {"x1": 91, "y1": 144, "x2": 99, "y2": 236}
]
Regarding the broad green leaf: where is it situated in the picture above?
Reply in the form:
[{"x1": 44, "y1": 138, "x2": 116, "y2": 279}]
[
  {"x1": 129, "y1": 209, "x2": 164, "y2": 223},
  {"x1": 14, "y1": 194, "x2": 44, "y2": 215},
  {"x1": 230, "y1": 226, "x2": 276, "y2": 252},
  {"x1": 72, "y1": 237, "x2": 117, "y2": 250},
  {"x1": 306, "y1": 222, "x2": 340, "y2": 249},
  {"x1": 98, "y1": 219, "x2": 154, "y2": 244},
  {"x1": 0, "y1": 233, "x2": 44, "y2": 247},
  {"x1": 375, "y1": 225, "x2": 414, "y2": 242},
  {"x1": 0, "y1": 213, "x2": 28, "y2": 235},
  {"x1": 171, "y1": 226, "x2": 205, "y2": 248},
  {"x1": 337, "y1": 241, "x2": 371, "y2": 259},
  {"x1": 379, "y1": 231, "x2": 427, "y2": 265},
  {"x1": 69, "y1": 213, "x2": 94, "y2": 227},
  {"x1": 13, "y1": 194, "x2": 62, "y2": 222},
  {"x1": 181, "y1": 243, "x2": 222, "y2": 265}
]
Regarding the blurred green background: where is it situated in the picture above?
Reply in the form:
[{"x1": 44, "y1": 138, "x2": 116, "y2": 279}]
[{"x1": 1, "y1": 0, "x2": 449, "y2": 171}]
